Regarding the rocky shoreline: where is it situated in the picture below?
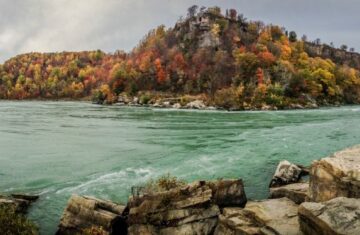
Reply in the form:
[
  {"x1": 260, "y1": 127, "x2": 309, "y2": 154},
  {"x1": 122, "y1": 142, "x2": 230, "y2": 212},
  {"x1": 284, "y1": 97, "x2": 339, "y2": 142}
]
[
  {"x1": 2, "y1": 145, "x2": 360, "y2": 234},
  {"x1": 105, "y1": 94, "x2": 323, "y2": 111},
  {"x1": 3, "y1": 94, "x2": 347, "y2": 111}
]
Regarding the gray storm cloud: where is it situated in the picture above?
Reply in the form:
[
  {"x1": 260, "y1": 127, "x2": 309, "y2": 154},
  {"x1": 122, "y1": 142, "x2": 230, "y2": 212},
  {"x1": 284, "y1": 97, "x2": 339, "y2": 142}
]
[{"x1": 0, "y1": 0, "x2": 359, "y2": 62}]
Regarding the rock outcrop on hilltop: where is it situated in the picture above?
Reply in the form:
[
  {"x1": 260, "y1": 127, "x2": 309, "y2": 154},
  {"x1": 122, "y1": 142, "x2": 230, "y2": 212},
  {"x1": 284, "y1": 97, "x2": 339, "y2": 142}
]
[
  {"x1": 309, "y1": 144, "x2": 360, "y2": 202},
  {"x1": 305, "y1": 42, "x2": 360, "y2": 69}
]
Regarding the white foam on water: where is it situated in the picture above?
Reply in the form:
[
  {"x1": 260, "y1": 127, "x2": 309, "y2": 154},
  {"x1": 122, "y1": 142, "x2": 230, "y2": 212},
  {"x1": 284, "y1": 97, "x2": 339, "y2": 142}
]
[
  {"x1": 183, "y1": 155, "x2": 222, "y2": 174},
  {"x1": 56, "y1": 167, "x2": 156, "y2": 194}
]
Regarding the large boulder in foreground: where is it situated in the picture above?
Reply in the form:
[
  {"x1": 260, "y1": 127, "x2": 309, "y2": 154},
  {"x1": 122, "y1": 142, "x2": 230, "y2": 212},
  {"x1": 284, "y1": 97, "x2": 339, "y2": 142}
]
[
  {"x1": 128, "y1": 217, "x2": 218, "y2": 235},
  {"x1": 309, "y1": 145, "x2": 360, "y2": 202},
  {"x1": 127, "y1": 179, "x2": 246, "y2": 235},
  {"x1": 298, "y1": 197, "x2": 360, "y2": 235},
  {"x1": 269, "y1": 160, "x2": 308, "y2": 187},
  {"x1": 215, "y1": 197, "x2": 302, "y2": 235},
  {"x1": 270, "y1": 182, "x2": 309, "y2": 204},
  {"x1": 207, "y1": 179, "x2": 247, "y2": 207},
  {"x1": 56, "y1": 195, "x2": 126, "y2": 235}
]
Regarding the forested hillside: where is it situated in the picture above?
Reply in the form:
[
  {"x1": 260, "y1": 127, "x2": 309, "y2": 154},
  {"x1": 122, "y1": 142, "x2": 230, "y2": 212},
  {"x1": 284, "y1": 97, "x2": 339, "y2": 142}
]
[{"x1": 1, "y1": 6, "x2": 360, "y2": 110}]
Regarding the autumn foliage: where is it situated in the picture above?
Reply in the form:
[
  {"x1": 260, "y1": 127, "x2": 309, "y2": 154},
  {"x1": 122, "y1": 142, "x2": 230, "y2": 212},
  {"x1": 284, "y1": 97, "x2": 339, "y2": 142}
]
[{"x1": 1, "y1": 6, "x2": 360, "y2": 109}]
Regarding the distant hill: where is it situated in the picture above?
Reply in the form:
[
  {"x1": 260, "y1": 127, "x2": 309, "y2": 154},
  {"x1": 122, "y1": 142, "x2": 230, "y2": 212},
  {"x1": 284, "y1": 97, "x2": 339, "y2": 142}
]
[{"x1": 1, "y1": 6, "x2": 360, "y2": 109}]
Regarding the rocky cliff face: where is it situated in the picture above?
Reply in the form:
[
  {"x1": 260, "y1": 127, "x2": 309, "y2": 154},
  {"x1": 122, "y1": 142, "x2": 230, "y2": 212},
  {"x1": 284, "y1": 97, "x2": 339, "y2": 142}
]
[{"x1": 305, "y1": 42, "x2": 360, "y2": 69}]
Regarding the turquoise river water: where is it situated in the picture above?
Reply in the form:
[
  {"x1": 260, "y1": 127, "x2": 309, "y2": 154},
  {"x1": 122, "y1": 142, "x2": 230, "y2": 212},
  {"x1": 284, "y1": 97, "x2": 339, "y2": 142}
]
[{"x1": 0, "y1": 101, "x2": 360, "y2": 234}]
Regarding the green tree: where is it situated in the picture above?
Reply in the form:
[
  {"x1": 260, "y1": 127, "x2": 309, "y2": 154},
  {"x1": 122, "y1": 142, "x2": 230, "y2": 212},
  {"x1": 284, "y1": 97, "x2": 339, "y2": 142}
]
[{"x1": 289, "y1": 31, "x2": 297, "y2": 42}]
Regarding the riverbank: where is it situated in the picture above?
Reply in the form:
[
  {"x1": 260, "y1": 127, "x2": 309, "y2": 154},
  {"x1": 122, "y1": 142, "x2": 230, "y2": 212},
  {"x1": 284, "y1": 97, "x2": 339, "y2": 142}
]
[
  {"x1": 95, "y1": 92, "x2": 333, "y2": 111},
  {"x1": 3, "y1": 144, "x2": 359, "y2": 234},
  {"x1": 1, "y1": 91, "x2": 347, "y2": 111},
  {"x1": 56, "y1": 145, "x2": 360, "y2": 234}
]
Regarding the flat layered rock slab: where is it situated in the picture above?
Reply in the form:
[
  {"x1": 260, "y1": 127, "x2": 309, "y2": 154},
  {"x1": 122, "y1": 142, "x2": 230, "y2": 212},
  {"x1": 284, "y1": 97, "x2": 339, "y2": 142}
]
[
  {"x1": 215, "y1": 197, "x2": 302, "y2": 235},
  {"x1": 309, "y1": 145, "x2": 360, "y2": 202},
  {"x1": 214, "y1": 208, "x2": 261, "y2": 235},
  {"x1": 270, "y1": 183, "x2": 309, "y2": 204},
  {"x1": 0, "y1": 194, "x2": 38, "y2": 214},
  {"x1": 298, "y1": 197, "x2": 360, "y2": 235},
  {"x1": 57, "y1": 195, "x2": 126, "y2": 235},
  {"x1": 128, "y1": 181, "x2": 214, "y2": 223},
  {"x1": 128, "y1": 179, "x2": 246, "y2": 235}
]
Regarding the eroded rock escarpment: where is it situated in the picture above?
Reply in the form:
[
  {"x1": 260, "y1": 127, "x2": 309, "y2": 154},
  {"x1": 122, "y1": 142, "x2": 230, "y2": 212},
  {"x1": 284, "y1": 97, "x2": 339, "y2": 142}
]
[
  {"x1": 305, "y1": 42, "x2": 360, "y2": 69},
  {"x1": 56, "y1": 145, "x2": 360, "y2": 235}
]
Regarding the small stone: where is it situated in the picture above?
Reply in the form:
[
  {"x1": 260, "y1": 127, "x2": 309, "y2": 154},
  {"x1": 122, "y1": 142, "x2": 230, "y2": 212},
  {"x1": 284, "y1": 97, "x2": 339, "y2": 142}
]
[
  {"x1": 186, "y1": 100, "x2": 206, "y2": 109},
  {"x1": 269, "y1": 160, "x2": 305, "y2": 187},
  {"x1": 162, "y1": 101, "x2": 171, "y2": 107},
  {"x1": 172, "y1": 103, "x2": 182, "y2": 109}
]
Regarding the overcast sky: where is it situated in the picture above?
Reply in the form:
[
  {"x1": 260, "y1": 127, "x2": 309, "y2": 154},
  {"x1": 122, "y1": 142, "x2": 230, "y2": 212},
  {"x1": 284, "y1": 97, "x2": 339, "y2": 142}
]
[{"x1": 0, "y1": 0, "x2": 359, "y2": 62}]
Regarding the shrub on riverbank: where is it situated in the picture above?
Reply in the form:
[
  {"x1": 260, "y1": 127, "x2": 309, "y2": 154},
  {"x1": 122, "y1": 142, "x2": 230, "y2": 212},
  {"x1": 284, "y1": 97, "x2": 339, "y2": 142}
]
[
  {"x1": 143, "y1": 173, "x2": 186, "y2": 194},
  {"x1": 0, "y1": 205, "x2": 38, "y2": 235}
]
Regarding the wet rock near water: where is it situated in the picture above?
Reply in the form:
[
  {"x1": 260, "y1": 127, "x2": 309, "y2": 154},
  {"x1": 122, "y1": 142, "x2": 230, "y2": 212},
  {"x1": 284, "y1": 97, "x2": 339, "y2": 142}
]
[
  {"x1": 115, "y1": 96, "x2": 220, "y2": 111},
  {"x1": 309, "y1": 144, "x2": 360, "y2": 202},
  {"x1": 269, "y1": 160, "x2": 309, "y2": 187},
  {"x1": 268, "y1": 160, "x2": 310, "y2": 205},
  {"x1": 185, "y1": 100, "x2": 207, "y2": 110},
  {"x1": 0, "y1": 193, "x2": 39, "y2": 214},
  {"x1": 215, "y1": 197, "x2": 302, "y2": 235},
  {"x1": 298, "y1": 197, "x2": 360, "y2": 235},
  {"x1": 117, "y1": 95, "x2": 131, "y2": 104},
  {"x1": 56, "y1": 195, "x2": 126, "y2": 235}
]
